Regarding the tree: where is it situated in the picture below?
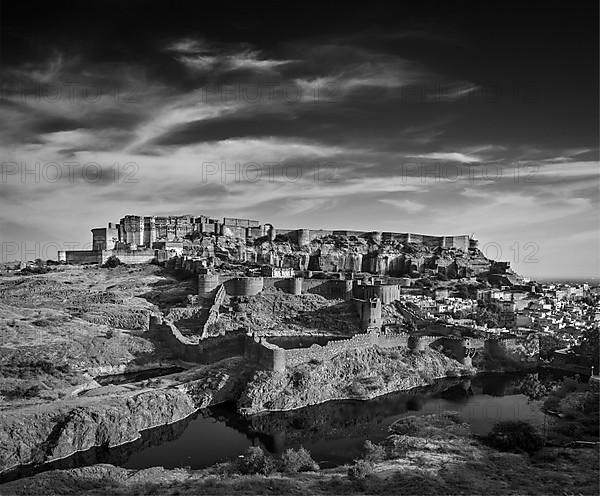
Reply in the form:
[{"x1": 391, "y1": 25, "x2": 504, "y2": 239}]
[
  {"x1": 484, "y1": 421, "x2": 544, "y2": 453},
  {"x1": 446, "y1": 264, "x2": 458, "y2": 279},
  {"x1": 575, "y1": 328, "x2": 599, "y2": 370},
  {"x1": 476, "y1": 307, "x2": 499, "y2": 328},
  {"x1": 279, "y1": 447, "x2": 319, "y2": 472},
  {"x1": 102, "y1": 255, "x2": 121, "y2": 268},
  {"x1": 456, "y1": 284, "x2": 470, "y2": 299},
  {"x1": 519, "y1": 374, "x2": 554, "y2": 401},
  {"x1": 236, "y1": 446, "x2": 276, "y2": 475},
  {"x1": 539, "y1": 334, "x2": 566, "y2": 361}
]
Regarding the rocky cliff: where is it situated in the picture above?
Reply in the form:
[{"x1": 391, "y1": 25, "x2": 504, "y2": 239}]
[
  {"x1": 238, "y1": 346, "x2": 473, "y2": 414},
  {"x1": 0, "y1": 359, "x2": 247, "y2": 474}
]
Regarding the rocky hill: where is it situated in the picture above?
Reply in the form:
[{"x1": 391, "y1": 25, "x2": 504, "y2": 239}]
[{"x1": 239, "y1": 346, "x2": 473, "y2": 414}]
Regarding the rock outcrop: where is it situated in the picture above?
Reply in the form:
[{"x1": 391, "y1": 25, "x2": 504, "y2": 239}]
[
  {"x1": 0, "y1": 359, "x2": 247, "y2": 474},
  {"x1": 238, "y1": 346, "x2": 473, "y2": 414}
]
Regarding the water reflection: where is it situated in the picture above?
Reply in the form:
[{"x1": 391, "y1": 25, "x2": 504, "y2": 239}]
[{"x1": 1, "y1": 371, "x2": 553, "y2": 482}]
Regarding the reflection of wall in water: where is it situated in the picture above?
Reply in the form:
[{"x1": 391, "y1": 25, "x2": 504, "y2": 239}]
[
  {"x1": 241, "y1": 377, "x2": 465, "y2": 446},
  {"x1": 471, "y1": 373, "x2": 528, "y2": 397}
]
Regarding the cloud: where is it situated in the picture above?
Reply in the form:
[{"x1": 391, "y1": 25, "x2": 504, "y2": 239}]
[
  {"x1": 1, "y1": 27, "x2": 597, "y2": 277},
  {"x1": 379, "y1": 198, "x2": 426, "y2": 213},
  {"x1": 167, "y1": 38, "x2": 293, "y2": 73}
]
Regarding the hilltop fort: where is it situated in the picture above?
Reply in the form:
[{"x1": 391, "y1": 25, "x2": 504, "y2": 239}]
[{"x1": 61, "y1": 214, "x2": 515, "y2": 282}]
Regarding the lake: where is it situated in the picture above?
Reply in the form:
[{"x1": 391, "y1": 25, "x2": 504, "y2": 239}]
[{"x1": 1, "y1": 371, "x2": 557, "y2": 482}]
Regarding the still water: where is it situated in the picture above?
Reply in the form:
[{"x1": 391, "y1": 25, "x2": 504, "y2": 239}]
[
  {"x1": 1, "y1": 371, "x2": 555, "y2": 482},
  {"x1": 125, "y1": 372, "x2": 548, "y2": 469}
]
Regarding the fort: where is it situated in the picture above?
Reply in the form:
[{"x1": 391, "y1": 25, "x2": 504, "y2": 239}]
[
  {"x1": 55, "y1": 212, "x2": 537, "y2": 379},
  {"x1": 60, "y1": 213, "x2": 482, "y2": 273},
  {"x1": 152, "y1": 311, "x2": 538, "y2": 373},
  {"x1": 150, "y1": 257, "x2": 539, "y2": 373}
]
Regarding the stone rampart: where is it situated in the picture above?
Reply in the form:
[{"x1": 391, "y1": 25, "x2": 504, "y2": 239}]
[
  {"x1": 152, "y1": 315, "x2": 245, "y2": 363},
  {"x1": 103, "y1": 249, "x2": 157, "y2": 264},
  {"x1": 242, "y1": 332, "x2": 409, "y2": 371},
  {"x1": 484, "y1": 334, "x2": 539, "y2": 362},
  {"x1": 201, "y1": 284, "x2": 226, "y2": 337},
  {"x1": 65, "y1": 250, "x2": 102, "y2": 265},
  {"x1": 223, "y1": 277, "x2": 264, "y2": 296}
]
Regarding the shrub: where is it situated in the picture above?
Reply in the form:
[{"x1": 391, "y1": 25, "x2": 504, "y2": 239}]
[
  {"x1": 280, "y1": 446, "x2": 319, "y2": 473},
  {"x1": 20, "y1": 265, "x2": 52, "y2": 275},
  {"x1": 103, "y1": 255, "x2": 121, "y2": 268},
  {"x1": 291, "y1": 369, "x2": 310, "y2": 388},
  {"x1": 350, "y1": 380, "x2": 367, "y2": 396},
  {"x1": 485, "y1": 421, "x2": 544, "y2": 453},
  {"x1": 236, "y1": 446, "x2": 276, "y2": 475},
  {"x1": 2, "y1": 384, "x2": 41, "y2": 399},
  {"x1": 388, "y1": 350, "x2": 401, "y2": 360},
  {"x1": 560, "y1": 377, "x2": 580, "y2": 395},
  {"x1": 347, "y1": 459, "x2": 374, "y2": 481},
  {"x1": 362, "y1": 440, "x2": 386, "y2": 462},
  {"x1": 391, "y1": 416, "x2": 420, "y2": 435}
]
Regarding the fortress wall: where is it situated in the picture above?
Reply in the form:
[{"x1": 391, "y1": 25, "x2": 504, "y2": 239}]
[
  {"x1": 332, "y1": 230, "x2": 368, "y2": 237},
  {"x1": 327, "y1": 279, "x2": 354, "y2": 300},
  {"x1": 243, "y1": 331, "x2": 410, "y2": 371},
  {"x1": 369, "y1": 233, "x2": 471, "y2": 252},
  {"x1": 408, "y1": 233, "x2": 423, "y2": 244},
  {"x1": 153, "y1": 315, "x2": 246, "y2": 363},
  {"x1": 198, "y1": 274, "x2": 221, "y2": 298},
  {"x1": 65, "y1": 250, "x2": 102, "y2": 265},
  {"x1": 387, "y1": 277, "x2": 413, "y2": 287},
  {"x1": 201, "y1": 284, "x2": 226, "y2": 337},
  {"x1": 421, "y1": 235, "x2": 443, "y2": 248},
  {"x1": 152, "y1": 316, "x2": 198, "y2": 361},
  {"x1": 271, "y1": 230, "x2": 469, "y2": 253},
  {"x1": 302, "y1": 278, "x2": 338, "y2": 298},
  {"x1": 103, "y1": 249, "x2": 156, "y2": 264},
  {"x1": 196, "y1": 331, "x2": 246, "y2": 363},
  {"x1": 354, "y1": 284, "x2": 401, "y2": 304},
  {"x1": 361, "y1": 254, "x2": 378, "y2": 273},
  {"x1": 323, "y1": 253, "x2": 361, "y2": 272},
  {"x1": 300, "y1": 278, "x2": 355, "y2": 299},
  {"x1": 265, "y1": 335, "x2": 345, "y2": 349},
  {"x1": 244, "y1": 335, "x2": 286, "y2": 372},
  {"x1": 309, "y1": 229, "x2": 334, "y2": 241},
  {"x1": 198, "y1": 274, "x2": 303, "y2": 296},
  {"x1": 383, "y1": 232, "x2": 410, "y2": 243},
  {"x1": 485, "y1": 335, "x2": 539, "y2": 363},
  {"x1": 223, "y1": 217, "x2": 260, "y2": 228},
  {"x1": 284, "y1": 332, "x2": 408, "y2": 368},
  {"x1": 290, "y1": 277, "x2": 303, "y2": 295},
  {"x1": 448, "y1": 235, "x2": 470, "y2": 251},
  {"x1": 223, "y1": 277, "x2": 264, "y2": 296},
  {"x1": 284, "y1": 229, "x2": 309, "y2": 246},
  {"x1": 354, "y1": 298, "x2": 378, "y2": 329},
  {"x1": 262, "y1": 277, "x2": 299, "y2": 293}
]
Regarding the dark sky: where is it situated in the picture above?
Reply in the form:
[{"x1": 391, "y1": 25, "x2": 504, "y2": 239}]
[{"x1": 0, "y1": 0, "x2": 598, "y2": 277}]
